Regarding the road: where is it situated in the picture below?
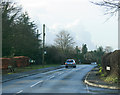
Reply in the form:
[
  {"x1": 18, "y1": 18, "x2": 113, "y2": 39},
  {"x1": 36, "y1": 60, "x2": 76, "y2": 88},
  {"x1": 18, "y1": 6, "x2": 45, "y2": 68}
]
[{"x1": 2, "y1": 65, "x2": 119, "y2": 94}]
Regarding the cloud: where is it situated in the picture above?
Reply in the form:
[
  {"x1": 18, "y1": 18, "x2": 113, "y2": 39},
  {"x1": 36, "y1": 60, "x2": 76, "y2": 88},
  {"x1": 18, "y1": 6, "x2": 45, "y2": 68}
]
[
  {"x1": 66, "y1": 19, "x2": 80, "y2": 28},
  {"x1": 17, "y1": 0, "x2": 117, "y2": 50},
  {"x1": 65, "y1": 20, "x2": 96, "y2": 50},
  {"x1": 46, "y1": 19, "x2": 96, "y2": 50}
]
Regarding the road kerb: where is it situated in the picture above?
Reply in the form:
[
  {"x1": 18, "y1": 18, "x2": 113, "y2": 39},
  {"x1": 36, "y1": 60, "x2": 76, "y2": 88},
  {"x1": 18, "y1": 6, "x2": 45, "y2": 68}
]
[{"x1": 84, "y1": 71, "x2": 120, "y2": 90}]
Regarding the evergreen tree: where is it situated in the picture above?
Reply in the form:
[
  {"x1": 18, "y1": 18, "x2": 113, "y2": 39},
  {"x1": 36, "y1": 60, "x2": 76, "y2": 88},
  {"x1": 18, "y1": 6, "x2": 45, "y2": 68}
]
[
  {"x1": 2, "y1": 2, "x2": 21, "y2": 56},
  {"x1": 82, "y1": 44, "x2": 88, "y2": 55},
  {"x1": 2, "y1": 1, "x2": 42, "y2": 64}
]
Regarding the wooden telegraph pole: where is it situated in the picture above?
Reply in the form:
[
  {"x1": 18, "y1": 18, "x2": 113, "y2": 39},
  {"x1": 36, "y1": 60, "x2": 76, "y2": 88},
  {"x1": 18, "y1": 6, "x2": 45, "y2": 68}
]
[{"x1": 42, "y1": 24, "x2": 45, "y2": 67}]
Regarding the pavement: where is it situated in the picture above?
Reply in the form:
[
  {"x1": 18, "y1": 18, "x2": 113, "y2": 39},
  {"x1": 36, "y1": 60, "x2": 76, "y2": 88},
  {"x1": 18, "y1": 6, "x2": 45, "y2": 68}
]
[
  {"x1": 2, "y1": 65, "x2": 64, "y2": 83},
  {"x1": 2, "y1": 65, "x2": 120, "y2": 91},
  {"x1": 84, "y1": 66, "x2": 120, "y2": 90}
]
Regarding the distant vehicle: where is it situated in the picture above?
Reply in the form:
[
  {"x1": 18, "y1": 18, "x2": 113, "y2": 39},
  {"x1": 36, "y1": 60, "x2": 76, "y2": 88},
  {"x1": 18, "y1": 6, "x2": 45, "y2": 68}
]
[
  {"x1": 65, "y1": 59, "x2": 76, "y2": 68},
  {"x1": 91, "y1": 62, "x2": 97, "y2": 65}
]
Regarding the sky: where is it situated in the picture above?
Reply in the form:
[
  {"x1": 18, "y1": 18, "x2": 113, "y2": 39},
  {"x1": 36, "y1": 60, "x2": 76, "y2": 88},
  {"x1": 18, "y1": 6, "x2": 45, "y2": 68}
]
[{"x1": 14, "y1": 0, "x2": 118, "y2": 50}]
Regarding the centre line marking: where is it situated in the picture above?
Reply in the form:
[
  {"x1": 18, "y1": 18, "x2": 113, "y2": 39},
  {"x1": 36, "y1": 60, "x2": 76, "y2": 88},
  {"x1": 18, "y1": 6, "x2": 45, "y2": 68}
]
[
  {"x1": 16, "y1": 90, "x2": 23, "y2": 94},
  {"x1": 30, "y1": 80, "x2": 43, "y2": 87},
  {"x1": 59, "y1": 72, "x2": 63, "y2": 75},
  {"x1": 49, "y1": 76, "x2": 55, "y2": 79}
]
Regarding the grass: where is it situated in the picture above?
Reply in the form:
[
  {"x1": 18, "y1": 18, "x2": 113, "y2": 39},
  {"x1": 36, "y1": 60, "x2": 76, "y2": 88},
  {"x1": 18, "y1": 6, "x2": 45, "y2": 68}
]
[
  {"x1": 95, "y1": 66, "x2": 119, "y2": 84},
  {"x1": 102, "y1": 75, "x2": 119, "y2": 84},
  {"x1": 2, "y1": 64, "x2": 61, "y2": 75}
]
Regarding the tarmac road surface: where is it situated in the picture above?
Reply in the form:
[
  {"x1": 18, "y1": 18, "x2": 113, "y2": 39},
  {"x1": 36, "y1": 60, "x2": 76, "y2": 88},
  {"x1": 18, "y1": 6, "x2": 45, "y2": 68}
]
[{"x1": 2, "y1": 65, "x2": 119, "y2": 94}]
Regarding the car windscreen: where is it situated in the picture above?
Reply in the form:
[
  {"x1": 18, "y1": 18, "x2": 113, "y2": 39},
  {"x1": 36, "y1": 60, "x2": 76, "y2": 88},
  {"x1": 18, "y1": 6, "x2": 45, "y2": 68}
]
[{"x1": 66, "y1": 60, "x2": 74, "y2": 62}]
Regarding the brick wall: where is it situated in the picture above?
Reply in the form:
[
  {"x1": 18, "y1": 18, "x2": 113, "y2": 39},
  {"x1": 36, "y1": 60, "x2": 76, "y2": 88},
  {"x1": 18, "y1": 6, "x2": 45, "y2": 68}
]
[{"x1": 0, "y1": 56, "x2": 30, "y2": 69}]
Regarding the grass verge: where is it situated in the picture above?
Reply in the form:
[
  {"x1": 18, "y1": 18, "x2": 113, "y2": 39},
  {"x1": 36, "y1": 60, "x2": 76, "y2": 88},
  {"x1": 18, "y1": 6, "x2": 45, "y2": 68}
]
[
  {"x1": 101, "y1": 75, "x2": 119, "y2": 84},
  {"x1": 2, "y1": 64, "x2": 61, "y2": 75},
  {"x1": 97, "y1": 66, "x2": 119, "y2": 85}
]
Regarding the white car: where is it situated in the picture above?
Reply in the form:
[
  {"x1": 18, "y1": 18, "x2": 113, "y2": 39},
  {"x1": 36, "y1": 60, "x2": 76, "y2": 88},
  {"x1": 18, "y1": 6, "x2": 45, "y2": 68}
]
[
  {"x1": 91, "y1": 62, "x2": 97, "y2": 65},
  {"x1": 65, "y1": 59, "x2": 76, "y2": 68}
]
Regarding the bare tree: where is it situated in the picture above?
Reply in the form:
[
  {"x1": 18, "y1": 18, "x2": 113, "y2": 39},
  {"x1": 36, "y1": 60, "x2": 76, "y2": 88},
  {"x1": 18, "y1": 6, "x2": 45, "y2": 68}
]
[
  {"x1": 105, "y1": 46, "x2": 113, "y2": 53},
  {"x1": 90, "y1": 0, "x2": 120, "y2": 16},
  {"x1": 54, "y1": 30, "x2": 75, "y2": 52}
]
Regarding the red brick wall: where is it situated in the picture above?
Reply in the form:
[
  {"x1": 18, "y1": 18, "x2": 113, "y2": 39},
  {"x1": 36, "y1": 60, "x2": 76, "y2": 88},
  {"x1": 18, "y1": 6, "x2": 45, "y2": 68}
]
[
  {"x1": 0, "y1": 58, "x2": 11, "y2": 69},
  {"x1": 0, "y1": 56, "x2": 30, "y2": 69},
  {"x1": 13, "y1": 56, "x2": 30, "y2": 67}
]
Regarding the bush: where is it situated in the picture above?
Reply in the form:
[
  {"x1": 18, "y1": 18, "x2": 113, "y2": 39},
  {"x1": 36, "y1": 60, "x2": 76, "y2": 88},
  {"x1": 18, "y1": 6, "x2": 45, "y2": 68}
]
[{"x1": 101, "y1": 50, "x2": 120, "y2": 83}]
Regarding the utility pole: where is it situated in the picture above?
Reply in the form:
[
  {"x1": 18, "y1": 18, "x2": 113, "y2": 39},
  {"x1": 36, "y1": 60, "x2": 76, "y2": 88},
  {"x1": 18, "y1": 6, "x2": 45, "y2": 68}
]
[
  {"x1": 76, "y1": 46, "x2": 79, "y2": 64},
  {"x1": 118, "y1": 5, "x2": 120, "y2": 50},
  {"x1": 37, "y1": 29, "x2": 39, "y2": 39},
  {"x1": 42, "y1": 24, "x2": 45, "y2": 67}
]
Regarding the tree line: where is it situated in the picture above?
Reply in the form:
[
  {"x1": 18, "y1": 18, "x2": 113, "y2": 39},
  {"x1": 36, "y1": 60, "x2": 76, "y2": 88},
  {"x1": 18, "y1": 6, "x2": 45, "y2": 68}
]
[{"x1": 45, "y1": 30, "x2": 111, "y2": 65}]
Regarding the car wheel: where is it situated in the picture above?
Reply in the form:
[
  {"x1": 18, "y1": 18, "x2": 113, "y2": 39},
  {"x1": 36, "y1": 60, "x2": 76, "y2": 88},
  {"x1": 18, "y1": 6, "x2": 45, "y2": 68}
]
[
  {"x1": 73, "y1": 66, "x2": 76, "y2": 68},
  {"x1": 65, "y1": 66, "x2": 68, "y2": 68}
]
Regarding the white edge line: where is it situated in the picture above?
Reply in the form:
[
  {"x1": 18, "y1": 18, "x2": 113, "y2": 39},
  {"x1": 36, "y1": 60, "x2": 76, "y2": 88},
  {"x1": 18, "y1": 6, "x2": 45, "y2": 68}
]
[
  {"x1": 30, "y1": 80, "x2": 43, "y2": 87},
  {"x1": 16, "y1": 90, "x2": 23, "y2": 94}
]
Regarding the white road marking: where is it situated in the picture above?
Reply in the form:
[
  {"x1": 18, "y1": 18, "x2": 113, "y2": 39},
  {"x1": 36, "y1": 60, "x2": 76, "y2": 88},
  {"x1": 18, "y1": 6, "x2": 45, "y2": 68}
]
[
  {"x1": 49, "y1": 76, "x2": 55, "y2": 79},
  {"x1": 42, "y1": 68, "x2": 65, "y2": 75},
  {"x1": 86, "y1": 84, "x2": 90, "y2": 92},
  {"x1": 59, "y1": 72, "x2": 64, "y2": 75},
  {"x1": 42, "y1": 71, "x2": 52, "y2": 75},
  {"x1": 16, "y1": 90, "x2": 23, "y2": 94},
  {"x1": 30, "y1": 80, "x2": 43, "y2": 87}
]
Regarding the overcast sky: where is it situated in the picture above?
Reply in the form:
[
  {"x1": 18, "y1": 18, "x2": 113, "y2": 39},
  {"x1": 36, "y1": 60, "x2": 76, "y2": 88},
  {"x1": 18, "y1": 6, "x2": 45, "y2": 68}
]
[{"x1": 15, "y1": 0, "x2": 118, "y2": 50}]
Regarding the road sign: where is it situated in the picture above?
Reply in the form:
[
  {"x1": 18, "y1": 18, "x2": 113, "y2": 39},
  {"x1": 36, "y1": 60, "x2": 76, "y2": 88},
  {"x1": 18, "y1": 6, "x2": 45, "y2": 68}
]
[{"x1": 106, "y1": 66, "x2": 110, "y2": 70}]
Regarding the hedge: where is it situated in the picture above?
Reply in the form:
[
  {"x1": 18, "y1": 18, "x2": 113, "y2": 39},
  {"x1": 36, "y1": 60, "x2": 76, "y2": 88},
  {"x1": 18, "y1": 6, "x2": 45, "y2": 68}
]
[{"x1": 101, "y1": 50, "x2": 120, "y2": 77}]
